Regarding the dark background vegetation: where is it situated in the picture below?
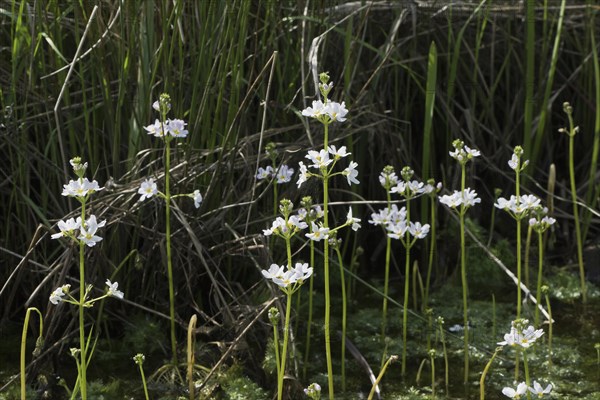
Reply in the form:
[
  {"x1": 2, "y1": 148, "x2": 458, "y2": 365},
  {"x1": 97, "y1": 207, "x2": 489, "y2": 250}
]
[{"x1": 1, "y1": 0, "x2": 598, "y2": 397}]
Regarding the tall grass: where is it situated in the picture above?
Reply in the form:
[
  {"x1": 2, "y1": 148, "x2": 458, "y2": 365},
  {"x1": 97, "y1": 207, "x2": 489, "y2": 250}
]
[{"x1": 2, "y1": 0, "x2": 599, "y2": 397}]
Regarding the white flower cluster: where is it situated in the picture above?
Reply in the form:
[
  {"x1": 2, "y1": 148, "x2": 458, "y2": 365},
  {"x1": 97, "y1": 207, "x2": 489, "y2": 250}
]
[
  {"x1": 144, "y1": 119, "x2": 188, "y2": 138},
  {"x1": 439, "y1": 188, "x2": 481, "y2": 209},
  {"x1": 304, "y1": 382, "x2": 322, "y2": 399},
  {"x1": 529, "y1": 211, "x2": 556, "y2": 233},
  {"x1": 256, "y1": 165, "x2": 294, "y2": 183},
  {"x1": 497, "y1": 319, "x2": 544, "y2": 349},
  {"x1": 263, "y1": 215, "x2": 308, "y2": 236},
  {"x1": 261, "y1": 262, "x2": 313, "y2": 289},
  {"x1": 502, "y1": 381, "x2": 552, "y2": 398},
  {"x1": 495, "y1": 194, "x2": 541, "y2": 217},
  {"x1": 301, "y1": 99, "x2": 348, "y2": 123},
  {"x1": 297, "y1": 145, "x2": 359, "y2": 188},
  {"x1": 449, "y1": 143, "x2": 480, "y2": 163}
]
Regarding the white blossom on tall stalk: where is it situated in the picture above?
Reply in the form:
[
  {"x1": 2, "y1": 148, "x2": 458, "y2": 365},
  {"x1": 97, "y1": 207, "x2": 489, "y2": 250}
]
[
  {"x1": 497, "y1": 319, "x2": 544, "y2": 349},
  {"x1": 138, "y1": 178, "x2": 158, "y2": 201},
  {"x1": 78, "y1": 215, "x2": 106, "y2": 247},
  {"x1": 502, "y1": 382, "x2": 528, "y2": 399}
]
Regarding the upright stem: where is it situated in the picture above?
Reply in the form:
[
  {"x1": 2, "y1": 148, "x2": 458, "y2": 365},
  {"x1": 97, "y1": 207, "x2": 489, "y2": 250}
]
[
  {"x1": 460, "y1": 165, "x2": 469, "y2": 383},
  {"x1": 401, "y1": 202, "x2": 411, "y2": 376},
  {"x1": 535, "y1": 231, "x2": 544, "y2": 327},
  {"x1": 273, "y1": 321, "x2": 281, "y2": 397},
  {"x1": 322, "y1": 124, "x2": 334, "y2": 399},
  {"x1": 568, "y1": 130, "x2": 587, "y2": 302},
  {"x1": 381, "y1": 191, "x2": 392, "y2": 341},
  {"x1": 302, "y1": 242, "x2": 315, "y2": 380},
  {"x1": 79, "y1": 202, "x2": 87, "y2": 400},
  {"x1": 21, "y1": 308, "x2": 43, "y2": 400},
  {"x1": 165, "y1": 139, "x2": 178, "y2": 365},
  {"x1": 335, "y1": 248, "x2": 347, "y2": 392},
  {"x1": 516, "y1": 168, "x2": 522, "y2": 318},
  {"x1": 424, "y1": 198, "x2": 436, "y2": 310},
  {"x1": 522, "y1": 351, "x2": 531, "y2": 400},
  {"x1": 138, "y1": 363, "x2": 150, "y2": 400},
  {"x1": 278, "y1": 292, "x2": 293, "y2": 400}
]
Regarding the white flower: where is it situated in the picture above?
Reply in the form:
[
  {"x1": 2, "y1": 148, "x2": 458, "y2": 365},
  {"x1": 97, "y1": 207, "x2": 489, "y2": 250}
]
[
  {"x1": 439, "y1": 192, "x2": 462, "y2": 208},
  {"x1": 192, "y1": 190, "x2": 203, "y2": 208},
  {"x1": 327, "y1": 145, "x2": 350, "y2": 159},
  {"x1": 144, "y1": 119, "x2": 166, "y2": 137},
  {"x1": 408, "y1": 221, "x2": 430, "y2": 239},
  {"x1": 387, "y1": 220, "x2": 409, "y2": 239},
  {"x1": 138, "y1": 178, "x2": 158, "y2": 201},
  {"x1": 502, "y1": 382, "x2": 528, "y2": 398},
  {"x1": 275, "y1": 165, "x2": 294, "y2": 183},
  {"x1": 528, "y1": 381, "x2": 552, "y2": 397},
  {"x1": 306, "y1": 149, "x2": 332, "y2": 169},
  {"x1": 379, "y1": 170, "x2": 398, "y2": 188},
  {"x1": 464, "y1": 145, "x2": 480, "y2": 158},
  {"x1": 69, "y1": 158, "x2": 88, "y2": 174},
  {"x1": 498, "y1": 320, "x2": 544, "y2": 348},
  {"x1": 304, "y1": 382, "x2": 322, "y2": 398},
  {"x1": 346, "y1": 208, "x2": 361, "y2": 231},
  {"x1": 288, "y1": 215, "x2": 308, "y2": 231},
  {"x1": 292, "y1": 262, "x2": 313, "y2": 282},
  {"x1": 167, "y1": 118, "x2": 188, "y2": 138},
  {"x1": 78, "y1": 215, "x2": 106, "y2": 247},
  {"x1": 306, "y1": 222, "x2": 329, "y2": 241},
  {"x1": 263, "y1": 217, "x2": 285, "y2": 236},
  {"x1": 261, "y1": 264, "x2": 285, "y2": 280},
  {"x1": 325, "y1": 101, "x2": 348, "y2": 122},
  {"x1": 49, "y1": 284, "x2": 71, "y2": 305},
  {"x1": 152, "y1": 100, "x2": 161, "y2": 111},
  {"x1": 302, "y1": 100, "x2": 327, "y2": 119},
  {"x1": 297, "y1": 162, "x2": 310, "y2": 188},
  {"x1": 520, "y1": 194, "x2": 541, "y2": 210},
  {"x1": 508, "y1": 153, "x2": 519, "y2": 170},
  {"x1": 256, "y1": 166, "x2": 274, "y2": 180},
  {"x1": 62, "y1": 178, "x2": 104, "y2": 198},
  {"x1": 105, "y1": 279, "x2": 124, "y2": 299},
  {"x1": 51, "y1": 217, "x2": 82, "y2": 239},
  {"x1": 343, "y1": 161, "x2": 359, "y2": 185},
  {"x1": 462, "y1": 188, "x2": 481, "y2": 207},
  {"x1": 272, "y1": 270, "x2": 298, "y2": 288}
]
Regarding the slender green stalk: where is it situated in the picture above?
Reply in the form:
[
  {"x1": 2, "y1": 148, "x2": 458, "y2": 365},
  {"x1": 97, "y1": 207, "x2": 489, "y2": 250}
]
[
  {"x1": 424, "y1": 187, "x2": 437, "y2": 311},
  {"x1": 522, "y1": 351, "x2": 531, "y2": 400},
  {"x1": 368, "y1": 355, "x2": 398, "y2": 400},
  {"x1": 542, "y1": 286, "x2": 553, "y2": 359},
  {"x1": 271, "y1": 314, "x2": 281, "y2": 391},
  {"x1": 459, "y1": 162, "x2": 469, "y2": 383},
  {"x1": 429, "y1": 349, "x2": 436, "y2": 398},
  {"x1": 401, "y1": 201, "x2": 411, "y2": 376},
  {"x1": 133, "y1": 354, "x2": 150, "y2": 400},
  {"x1": 515, "y1": 162, "x2": 523, "y2": 319},
  {"x1": 278, "y1": 292, "x2": 293, "y2": 400},
  {"x1": 335, "y1": 247, "x2": 347, "y2": 392},
  {"x1": 20, "y1": 307, "x2": 43, "y2": 400},
  {"x1": 535, "y1": 231, "x2": 544, "y2": 327},
  {"x1": 164, "y1": 137, "x2": 178, "y2": 364},
  {"x1": 524, "y1": 224, "x2": 533, "y2": 289},
  {"x1": 437, "y1": 317, "x2": 449, "y2": 395},
  {"x1": 381, "y1": 189, "x2": 392, "y2": 342},
  {"x1": 322, "y1": 123, "x2": 334, "y2": 399},
  {"x1": 78, "y1": 203, "x2": 87, "y2": 400},
  {"x1": 564, "y1": 104, "x2": 587, "y2": 302},
  {"x1": 479, "y1": 347, "x2": 502, "y2": 400},
  {"x1": 302, "y1": 240, "x2": 315, "y2": 380}
]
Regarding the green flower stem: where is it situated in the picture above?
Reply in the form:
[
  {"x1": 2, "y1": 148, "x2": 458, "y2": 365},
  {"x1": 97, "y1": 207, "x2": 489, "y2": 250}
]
[
  {"x1": 515, "y1": 165, "x2": 523, "y2": 319},
  {"x1": 137, "y1": 362, "x2": 150, "y2": 400},
  {"x1": 430, "y1": 351, "x2": 436, "y2": 398},
  {"x1": 368, "y1": 355, "x2": 398, "y2": 400},
  {"x1": 479, "y1": 347, "x2": 501, "y2": 400},
  {"x1": 165, "y1": 138, "x2": 178, "y2": 365},
  {"x1": 423, "y1": 196, "x2": 436, "y2": 311},
  {"x1": 278, "y1": 292, "x2": 293, "y2": 400},
  {"x1": 335, "y1": 247, "x2": 347, "y2": 392},
  {"x1": 322, "y1": 123, "x2": 334, "y2": 399},
  {"x1": 535, "y1": 231, "x2": 544, "y2": 327},
  {"x1": 401, "y1": 201, "x2": 411, "y2": 376},
  {"x1": 459, "y1": 163, "x2": 469, "y2": 383},
  {"x1": 566, "y1": 112, "x2": 587, "y2": 303},
  {"x1": 524, "y1": 224, "x2": 533, "y2": 289},
  {"x1": 381, "y1": 190, "x2": 392, "y2": 341},
  {"x1": 522, "y1": 351, "x2": 531, "y2": 400},
  {"x1": 79, "y1": 202, "x2": 87, "y2": 400},
  {"x1": 302, "y1": 241, "x2": 315, "y2": 380},
  {"x1": 272, "y1": 319, "x2": 281, "y2": 392},
  {"x1": 544, "y1": 290, "x2": 553, "y2": 358},
  {"x1": 20, "y1": 307, "x2": 43, "y2": 400},
  {"x1": 438, "y1": 320, "x2": 449, "y2": 395}
]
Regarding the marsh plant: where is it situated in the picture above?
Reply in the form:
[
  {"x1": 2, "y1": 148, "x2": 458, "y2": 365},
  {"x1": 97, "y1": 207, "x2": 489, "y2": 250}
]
[
  {"x1": 133, "y1": 353, "x2": 150, "y2": 400},
  {"x1": 493, "y1": 146, "x2": 540, "y2": 319},
  {"x1": 256, "y1": 141, "x2": 294, "y2": 216},
  {"x1": 386, "y1": 166, "x2": 431, "y2": 375},
  {"x1": 138, "y1": 94, "x2": 202, "y2": 365},
  {"x1": 439, "y1": 139, "x2": 481, "y2": 382},
  {"x1": 262, "y1": 199, "x2": 313, "y2": 400},
  {"x1": 49, "y1": 158, "x2": 123, "y2": 400},
  {"x1": 297, "y1": 72, "x2": 358, "y2": 399}
]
